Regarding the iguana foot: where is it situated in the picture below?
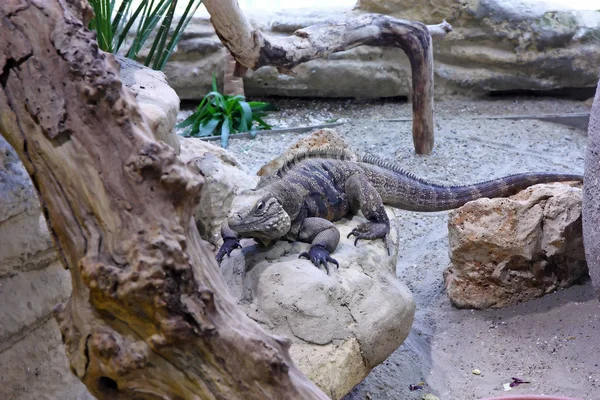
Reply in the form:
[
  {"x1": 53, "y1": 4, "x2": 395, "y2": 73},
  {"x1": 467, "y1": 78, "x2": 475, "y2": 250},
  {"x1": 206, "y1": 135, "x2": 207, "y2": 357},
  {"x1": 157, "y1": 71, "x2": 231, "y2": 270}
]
[
  {"x1": 299, "y1": 244, "x2": 339, "y2": 274},
  {"x1": 347, "y1": 221, "x2": 389, "y2": 246},
  {"x1": 216, "y1": 237, "x2": 242, "y2": 264}
]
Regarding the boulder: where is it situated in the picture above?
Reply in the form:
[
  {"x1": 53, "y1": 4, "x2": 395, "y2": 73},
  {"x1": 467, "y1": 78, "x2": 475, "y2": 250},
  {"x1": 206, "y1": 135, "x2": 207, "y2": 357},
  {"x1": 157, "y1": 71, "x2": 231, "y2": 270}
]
[
  {"x1": 185, "y1": 132, "x2": 415, "y2": 398},
  {"x1": 444, "y1": 182, "x2": 587, "y2": 309},
  {"x1": 180, "y1": 137, "x2": 257, "y2": 245},
  {"x1": 220, "y1": 207, "x2": 415, "y2": 399},
  {"x1": 165, "y1": 3, "x2": 599, "y2": 99},
  {"x1": 117, "y1": 55, "x2": 181, "y2": 153},
  {"x1": 583, "y1": 78, "x2": 600, "y2": 298}
]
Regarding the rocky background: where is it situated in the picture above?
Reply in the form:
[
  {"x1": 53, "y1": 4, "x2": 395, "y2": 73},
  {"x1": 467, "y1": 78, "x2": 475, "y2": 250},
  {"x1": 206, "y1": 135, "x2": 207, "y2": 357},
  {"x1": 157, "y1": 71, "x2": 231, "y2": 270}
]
[{"x1": 164, "y1": 0, "x2": 600, "y2": 99}]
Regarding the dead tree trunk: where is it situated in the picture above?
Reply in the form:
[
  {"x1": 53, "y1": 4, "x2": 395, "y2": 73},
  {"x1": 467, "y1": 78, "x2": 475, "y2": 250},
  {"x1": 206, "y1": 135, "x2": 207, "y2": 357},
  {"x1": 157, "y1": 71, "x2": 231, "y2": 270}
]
[
  {"x1": 203, "y1": 0, "x2": 452, "y2": 155},
  {"x1": 0, "y1": 1, "x2": 328, "y2": 399}
]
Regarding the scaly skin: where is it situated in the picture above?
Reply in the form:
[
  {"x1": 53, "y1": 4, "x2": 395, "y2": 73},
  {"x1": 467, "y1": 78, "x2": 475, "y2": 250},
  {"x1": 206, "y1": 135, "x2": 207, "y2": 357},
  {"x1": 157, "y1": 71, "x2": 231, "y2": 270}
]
[{"x1": 216, "y1": 149, "x2": 583, "y2": 273}]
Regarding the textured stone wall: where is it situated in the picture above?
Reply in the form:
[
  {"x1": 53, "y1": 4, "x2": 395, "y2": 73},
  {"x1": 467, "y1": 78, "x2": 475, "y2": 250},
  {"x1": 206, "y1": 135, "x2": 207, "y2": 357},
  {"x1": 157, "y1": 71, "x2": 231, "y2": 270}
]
[
  {"x1": 0, "y1": 136, "x2": 94, "y2": 400},
  {"x1": 165, "y1": 2, "x2": 600, "y2": 100}
]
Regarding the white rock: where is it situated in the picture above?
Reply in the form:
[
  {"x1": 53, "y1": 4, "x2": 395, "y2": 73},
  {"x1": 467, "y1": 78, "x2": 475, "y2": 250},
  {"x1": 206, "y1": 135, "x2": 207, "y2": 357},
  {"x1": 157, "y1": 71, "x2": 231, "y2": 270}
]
[
  {"x1": 444, "y1": 182, "x2": 587, "y2": 309},
  {"x1": 221, "y1": 207, "x2": 415, "y2": 399},
  {"x1": 186, "y1": 134, "x2": 415, "y2": 398},
  {"x1": 117, "y1": 56, "x2": 181, "y2": 153},
  {"x1": 180, "y1": 138, "x2": 257, "y2": 245}
]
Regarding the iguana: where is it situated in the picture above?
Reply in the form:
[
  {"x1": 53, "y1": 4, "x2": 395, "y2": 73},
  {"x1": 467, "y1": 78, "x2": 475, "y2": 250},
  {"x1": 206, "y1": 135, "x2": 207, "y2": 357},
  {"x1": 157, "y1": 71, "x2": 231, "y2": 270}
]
[{"x1": 216, "y1": 148, "x2": 582, "y2": 272}]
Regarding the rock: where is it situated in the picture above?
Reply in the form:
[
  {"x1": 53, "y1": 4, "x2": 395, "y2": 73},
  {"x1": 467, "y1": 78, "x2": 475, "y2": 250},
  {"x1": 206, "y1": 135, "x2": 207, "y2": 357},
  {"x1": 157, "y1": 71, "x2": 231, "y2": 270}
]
[
  {"x1": 0, "y1": 318, "x2": 93, "y2": 400},
  {"x1": 444, "y1": 182, "x2": 587, "y2": 309},
  {"x1": 0, "y1": 137, "x2": 87, "y2": 399},
  {"x1": 180, "y1": 138, "x2": 257, "y2": 245},
  {"x1": 0, "y1": 262, "x2": 72, "y2": 348},
  {"x1": 358, "y1": 0, "x2": 600, "y2": 94},
  {"x1": 117, "y1": 55, "x2": 181, "y2": 153},
  {"x1": 166, "y1": 4, "x2": 599, "y2": 99},
  {"x1": 0, "y1": 137, "x2": 56, "y2": 277},
  {"x1": 189, "y1": 131, "x2": 415, "y2": 397},
  {"x1": 221, "y1": 206, "x2": 415, "y2": 399},
  {"x1": 583, "y1": 78, "x2": 600, "y2": 298}
]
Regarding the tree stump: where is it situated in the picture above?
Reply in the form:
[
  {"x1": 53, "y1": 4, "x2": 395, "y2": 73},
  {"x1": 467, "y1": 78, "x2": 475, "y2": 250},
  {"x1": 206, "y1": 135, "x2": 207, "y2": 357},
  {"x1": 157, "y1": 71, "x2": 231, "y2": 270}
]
[{"x1": 0, "y1": 1, "x2": 328, "y2": 399}]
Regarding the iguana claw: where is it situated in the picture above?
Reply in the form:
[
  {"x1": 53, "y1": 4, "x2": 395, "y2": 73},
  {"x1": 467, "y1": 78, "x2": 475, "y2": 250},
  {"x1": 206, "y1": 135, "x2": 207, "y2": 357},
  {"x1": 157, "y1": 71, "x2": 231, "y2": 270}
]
[
  {"x1": 299, "y1": 244, "x2": 339, "y2": 274},
  {"x1": 347, "y1": 221, "x2": 389, "y2": 245},
  {"x1": 216, "y1": 237, "x2": 242, "y2": 264}
]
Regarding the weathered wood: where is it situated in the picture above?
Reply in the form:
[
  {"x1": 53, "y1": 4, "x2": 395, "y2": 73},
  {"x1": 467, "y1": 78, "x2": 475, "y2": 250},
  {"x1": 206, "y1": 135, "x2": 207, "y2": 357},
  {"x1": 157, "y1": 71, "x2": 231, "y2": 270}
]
[
  {"x1": 203, "y1": 0, "x2": 452, "y2": 154},
  {"x1": 222, "y1": 52, "x2": 245, "y2": 96},
  {"x1": 0, "y1": 1, "x2": 328, "y2": 399}
]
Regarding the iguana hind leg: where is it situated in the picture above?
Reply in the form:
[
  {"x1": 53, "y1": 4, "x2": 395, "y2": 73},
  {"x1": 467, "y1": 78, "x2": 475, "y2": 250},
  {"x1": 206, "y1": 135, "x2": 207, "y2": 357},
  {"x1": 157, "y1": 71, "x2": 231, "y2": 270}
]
[
  {"x1": 345, "y1": 173, "x2": 390, "y2": 245},
  {"x1": 297, "y1": 217, "x2": 340, "y2": 273}
]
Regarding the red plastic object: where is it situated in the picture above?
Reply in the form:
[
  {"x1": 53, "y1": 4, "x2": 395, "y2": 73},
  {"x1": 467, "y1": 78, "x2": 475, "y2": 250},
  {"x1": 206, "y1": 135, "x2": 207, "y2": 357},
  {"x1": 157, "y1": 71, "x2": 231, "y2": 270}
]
[{"x1": 480, "y1": 396, "x2": 583, "y2": 400}]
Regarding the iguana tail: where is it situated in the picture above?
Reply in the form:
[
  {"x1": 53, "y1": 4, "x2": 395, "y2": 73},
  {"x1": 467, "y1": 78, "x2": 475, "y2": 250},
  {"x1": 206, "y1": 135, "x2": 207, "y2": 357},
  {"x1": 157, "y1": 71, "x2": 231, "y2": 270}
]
[{"x1": 360, "y1": 156, "x2": 582, "y2": 212}]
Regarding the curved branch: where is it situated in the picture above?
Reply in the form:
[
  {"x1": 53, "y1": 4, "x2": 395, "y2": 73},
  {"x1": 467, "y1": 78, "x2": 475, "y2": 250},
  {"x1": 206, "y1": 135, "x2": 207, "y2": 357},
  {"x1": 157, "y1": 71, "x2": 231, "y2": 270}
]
[
  {"x1": 205, "y1": 0, "x2": 453, "y2": 154},
  {"x1": 0, "y1": 1, "x2": 328, "y2": 399}
]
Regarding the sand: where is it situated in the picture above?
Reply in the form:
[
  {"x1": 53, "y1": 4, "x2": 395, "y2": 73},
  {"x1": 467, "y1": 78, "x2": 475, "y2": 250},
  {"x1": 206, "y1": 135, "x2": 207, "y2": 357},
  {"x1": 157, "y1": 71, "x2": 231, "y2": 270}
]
[{"x1": 179, "y1": 96, "x2": 599, "y2": 400}]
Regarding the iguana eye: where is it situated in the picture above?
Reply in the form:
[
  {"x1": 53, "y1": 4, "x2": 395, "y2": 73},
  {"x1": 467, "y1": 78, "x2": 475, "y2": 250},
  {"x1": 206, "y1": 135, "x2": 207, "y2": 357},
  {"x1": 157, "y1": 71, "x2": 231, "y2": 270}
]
[{"x1": 256, "y1": 202, "x2": 265, "y2": 211}]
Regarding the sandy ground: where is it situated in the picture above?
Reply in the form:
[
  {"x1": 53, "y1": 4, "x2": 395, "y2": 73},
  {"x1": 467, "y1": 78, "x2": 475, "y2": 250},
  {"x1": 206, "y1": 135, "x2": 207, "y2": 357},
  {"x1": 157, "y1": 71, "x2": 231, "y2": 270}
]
[{"x1": 178, "y1": 96, "x2": 599, "y2": 400}]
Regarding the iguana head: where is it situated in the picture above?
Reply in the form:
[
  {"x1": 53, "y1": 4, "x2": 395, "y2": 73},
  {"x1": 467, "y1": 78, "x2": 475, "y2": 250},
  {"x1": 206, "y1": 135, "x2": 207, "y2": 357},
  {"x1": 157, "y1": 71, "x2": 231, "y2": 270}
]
[{"x1": 228, "y1": 189, "x2": 291, "y2": 243}]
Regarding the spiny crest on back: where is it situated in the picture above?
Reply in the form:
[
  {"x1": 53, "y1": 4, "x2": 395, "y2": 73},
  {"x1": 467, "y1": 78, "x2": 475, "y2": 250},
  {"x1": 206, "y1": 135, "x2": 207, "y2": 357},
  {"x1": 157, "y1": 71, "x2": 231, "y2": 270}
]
[
  {"x1": 360, "y1": 154, "x2": 445, "y2": 187},
  {"x1": 257, "y1": 146, "x2": 357, "y2": 187}
]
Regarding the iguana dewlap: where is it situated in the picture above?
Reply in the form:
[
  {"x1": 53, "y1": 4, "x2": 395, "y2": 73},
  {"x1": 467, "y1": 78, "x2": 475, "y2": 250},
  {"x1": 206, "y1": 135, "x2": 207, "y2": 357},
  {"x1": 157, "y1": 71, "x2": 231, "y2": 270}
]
[{"x1": 216, "y1": 148, "x2": 582, "y2": 273}]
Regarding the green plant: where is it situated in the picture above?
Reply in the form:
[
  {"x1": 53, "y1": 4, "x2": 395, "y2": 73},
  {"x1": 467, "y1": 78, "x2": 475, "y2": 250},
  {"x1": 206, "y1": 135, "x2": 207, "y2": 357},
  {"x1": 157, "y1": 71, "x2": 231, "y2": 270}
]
[
  {"x1": 88, "y1": 0, "x2": 202, "y2": 70},
  {"x1": 177, "y1": 74, "x2": 274, "y2": 148}
]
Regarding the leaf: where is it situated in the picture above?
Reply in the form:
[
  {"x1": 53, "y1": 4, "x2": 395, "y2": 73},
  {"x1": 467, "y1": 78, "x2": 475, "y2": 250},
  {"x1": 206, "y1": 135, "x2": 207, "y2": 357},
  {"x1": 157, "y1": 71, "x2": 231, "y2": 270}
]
[
  {"x1": 252, "y1": 114, "x2": 272, "y2": 130},
  {"x1": 221, "y1": 117, "x2": 231, "y2": 148},
  {"x1": 176, "y1": 113, "x2": 198, "y2": 129},
  {"x1": 212, "y1": 72, "x2": 218, "y2": 92},
  {"x1": 236, "y1": 100, "x2": 252, "y2": 132},
  {"x1": 199, "y1": 118, "x2": 221, "y2": 137},
  {"x1": 248, "y1": 101, "x2": 277, "y2": 111}
]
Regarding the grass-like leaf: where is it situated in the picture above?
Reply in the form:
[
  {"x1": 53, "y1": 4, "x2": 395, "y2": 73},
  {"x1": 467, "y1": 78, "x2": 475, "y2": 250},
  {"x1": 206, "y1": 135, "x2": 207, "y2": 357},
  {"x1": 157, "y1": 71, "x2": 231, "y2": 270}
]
[
  {"x1": 88, "y1": 0, "x2": 202, "y2": 71},
  {"x1": 177, "y1": 74, "x2": 274, "y2": 148}
]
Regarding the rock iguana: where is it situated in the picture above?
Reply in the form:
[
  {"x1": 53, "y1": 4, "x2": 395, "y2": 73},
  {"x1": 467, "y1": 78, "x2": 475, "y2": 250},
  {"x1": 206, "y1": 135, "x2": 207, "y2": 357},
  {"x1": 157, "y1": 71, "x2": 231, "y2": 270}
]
[{"x1": 216, "y1": 148, "x2": 582, "y2": 272}]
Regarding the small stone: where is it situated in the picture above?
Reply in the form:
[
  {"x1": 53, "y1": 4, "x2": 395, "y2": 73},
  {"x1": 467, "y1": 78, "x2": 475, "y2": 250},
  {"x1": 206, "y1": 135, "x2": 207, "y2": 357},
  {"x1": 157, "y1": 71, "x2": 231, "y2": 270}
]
[
  {"x1": 472, "y1": 369, "x2": 481, "y2": 375},
  {"x1": 422, "y1": 394, "x2": 440, "y2": 400}
]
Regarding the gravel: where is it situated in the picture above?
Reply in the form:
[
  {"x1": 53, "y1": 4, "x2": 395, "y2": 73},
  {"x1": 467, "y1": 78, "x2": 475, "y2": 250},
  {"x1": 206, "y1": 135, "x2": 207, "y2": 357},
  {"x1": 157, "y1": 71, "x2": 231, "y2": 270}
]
[{"x1": 181, "y1": 95, "x2": 598, "y2": 400}]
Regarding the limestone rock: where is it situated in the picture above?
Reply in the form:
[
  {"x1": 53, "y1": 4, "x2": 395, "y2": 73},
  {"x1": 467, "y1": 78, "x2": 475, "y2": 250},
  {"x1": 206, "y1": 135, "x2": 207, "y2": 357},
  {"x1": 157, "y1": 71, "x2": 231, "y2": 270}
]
[
  {"x1": 0, "y1": 137, "x2": 56, "y2": 278},
  {"x1": 1, "y1": 136, "x2": 86, "y2": 399},
  {"x1": 220, "y1": 207, "x2": 415, "y2": 399},
  {"x1": 166, "y1": 4, "x2": 599, "y2": 99},
  {"x1": 445, "y1": 182, "x2": 587, "y2": 309},
  {"x1": 180, "y1": 138, "x2": 257, "y2": 245},
  {"x1": 190, "y1": 131, "x2": 415, "y2": 398},
  {"x1": 117, "y1": 55, "x2": 181, "y2": 153},
  {"x1": 583, "y1": 78, "x2": 600, "y2": 298},
  {"x1": 0, "y1": 318, "x2": 93, "y2": 400}
]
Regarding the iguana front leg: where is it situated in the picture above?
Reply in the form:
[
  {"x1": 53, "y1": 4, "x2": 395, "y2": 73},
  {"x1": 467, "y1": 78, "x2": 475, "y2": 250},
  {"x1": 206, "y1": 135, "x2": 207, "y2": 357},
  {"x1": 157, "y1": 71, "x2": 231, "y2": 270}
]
[
  {"x1": 216, "y1": 221, "x2": 242, "y2": 264},
  {"x1": 297, "y1": 217, "x2": 340, "y2": 273},
  {"x1": 345, "y1": 173, "x2": 390, "y2": 245}
]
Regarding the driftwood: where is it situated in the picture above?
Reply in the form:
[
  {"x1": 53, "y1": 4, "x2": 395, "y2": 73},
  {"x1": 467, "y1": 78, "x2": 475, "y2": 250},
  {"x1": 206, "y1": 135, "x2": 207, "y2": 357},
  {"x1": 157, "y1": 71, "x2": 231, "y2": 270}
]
[
  {"x1": 203, "y1": 0, "x2": 452, "y2": 154},
  {"x1": 0, "y1": 1, "x2": 328, "y2": 399}
]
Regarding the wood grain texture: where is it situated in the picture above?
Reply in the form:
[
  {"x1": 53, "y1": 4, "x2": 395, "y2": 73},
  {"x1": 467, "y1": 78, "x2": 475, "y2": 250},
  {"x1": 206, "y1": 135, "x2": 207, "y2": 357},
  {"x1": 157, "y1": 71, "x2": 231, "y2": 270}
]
[
  {"x1": 0, "y1": 1, "x2": 328, "y2": 399},
  {"x1": 203, "y1": 0, "x2": 452, "y2": 154}
]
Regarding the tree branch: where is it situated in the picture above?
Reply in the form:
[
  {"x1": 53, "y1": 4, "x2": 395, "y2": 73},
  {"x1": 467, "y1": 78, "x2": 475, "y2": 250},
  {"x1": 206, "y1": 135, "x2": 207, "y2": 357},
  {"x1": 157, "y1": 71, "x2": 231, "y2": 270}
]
[
  {"x1": 0, "y1": 1, "x2": 328, "y2": 399},
  {"x1": 204, "y1": 0, "x2": 453, "y2": 154}
]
